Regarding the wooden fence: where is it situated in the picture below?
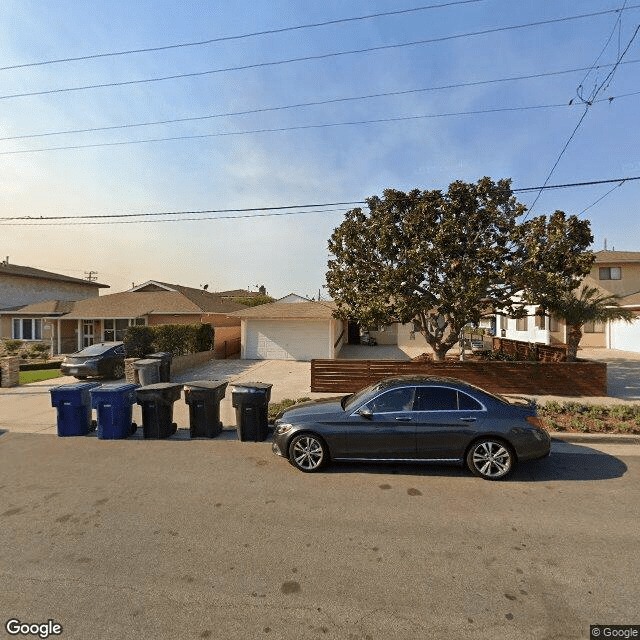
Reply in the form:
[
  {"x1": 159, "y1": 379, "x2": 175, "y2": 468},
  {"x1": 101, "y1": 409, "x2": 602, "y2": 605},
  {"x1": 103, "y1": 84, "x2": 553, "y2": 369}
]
[
  {"x1": 492, "y1": 337, "x2": 568, "y2": 362},
  {"x1": 310, "y1": 358, "x2": 607, "y2": 396}
]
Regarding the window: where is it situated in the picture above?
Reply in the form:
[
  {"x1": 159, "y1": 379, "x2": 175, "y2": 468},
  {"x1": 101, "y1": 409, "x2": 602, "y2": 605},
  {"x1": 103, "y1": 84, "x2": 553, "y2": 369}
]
[
  {"x1": 103, "y1": 318, "x2": 146, "y2": 341},
  {"x1": 499, "y1": 314, "x2": 508, "y2": 330},
  {"x1": 535, "y1": 311, "x2": 546, "y2": 330},
  {"x1": 365, "y1": 387, "x2": 415, "y2": 413},
  {"x1": 457, "y1": 392, "x2": 483, "y2": 411},
  {"x1": 12, "y1": 318, "x2": 42, "y2": 340},
  {"x1": 583, "y1": 321, "x2": 605, "y2": 333},
  {"x1": 549, "y1": 316, "x2": 559, "y2": 332},
  {"x1": 516, "y1": 316, "x2": 528, "y2": 331},
  {"x1": 414, "y1": 387, "x2": 483, "y2": 411},
  {"x1": 599, "y1": 267, "x2": 621, "y2": 280}
]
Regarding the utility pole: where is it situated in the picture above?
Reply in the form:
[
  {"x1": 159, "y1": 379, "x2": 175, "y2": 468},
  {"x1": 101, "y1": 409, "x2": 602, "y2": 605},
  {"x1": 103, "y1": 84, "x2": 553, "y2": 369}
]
[{"x1": 84, "y1": 270, "x2": 98, "y2": 282}]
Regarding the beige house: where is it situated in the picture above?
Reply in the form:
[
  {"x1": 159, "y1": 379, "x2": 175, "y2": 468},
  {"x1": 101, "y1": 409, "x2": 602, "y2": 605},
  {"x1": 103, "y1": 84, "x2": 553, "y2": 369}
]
[
  {"x1": 501, "y1": 250, "x2": 640, "y2": 351},
  {"x1": 232, "y1": 298, "x2": 346, "y2": 361},
  {"x1": 0, "y1": 260, "x2": 108, "y2": 345}
]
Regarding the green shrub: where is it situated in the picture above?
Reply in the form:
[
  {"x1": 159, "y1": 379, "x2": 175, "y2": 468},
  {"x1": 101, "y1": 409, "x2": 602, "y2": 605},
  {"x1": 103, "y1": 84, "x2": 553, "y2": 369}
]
[
  {"x1": 124, "y1": 323, "x2": 214, "y2": 358},
  {"x1": 592, "y1": 419, "x2": 605, "y2": 432},
  {"x1": 3, "y1": 340, "x2": 23, "y2": 355},
  {"x1": 123, "y1": 326, "x2": 155, "y2": 358},
  {"x1": 570, "y1": 416, "x2": 588, "y2": 432},
  {"x1": 586, "y1": 405, "x2": 608, "y2": 419},
  {"x1": 609, "y1": 405, "x2": 635, "y2": 421},
  {"x1": 617, "y1": 422, "x2": 634, "y2": 433},
  {"x1": 539, "y1": 401, "x2": 563, "y2": 416}
]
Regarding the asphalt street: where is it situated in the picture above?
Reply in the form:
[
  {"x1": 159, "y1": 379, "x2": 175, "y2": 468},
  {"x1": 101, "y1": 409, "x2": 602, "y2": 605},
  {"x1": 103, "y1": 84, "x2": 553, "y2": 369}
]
[{"x1": 1, "y1": 430, "x2": 638, "y2": 640}]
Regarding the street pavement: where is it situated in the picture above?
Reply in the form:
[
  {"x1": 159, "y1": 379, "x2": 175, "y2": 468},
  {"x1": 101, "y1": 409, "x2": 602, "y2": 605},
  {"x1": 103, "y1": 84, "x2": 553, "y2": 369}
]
[{"x1": 0, "y1": 430, "x2": 638, "y2": 640}]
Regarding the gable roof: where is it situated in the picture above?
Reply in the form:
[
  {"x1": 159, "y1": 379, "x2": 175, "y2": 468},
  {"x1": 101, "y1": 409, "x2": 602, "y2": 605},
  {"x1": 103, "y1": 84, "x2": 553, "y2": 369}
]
[
  {"x1": 594, "y1": 250, "x2": 640, "y2": 263},
  {"x1": 230, "y1": 300, "x2": 338, "y2": 319},
  {"x1": 61, "y1": 289, "x2": 244, "y2": 319},
  {"x1": 0, "y1": 262, "x2": 108, "y2": 288}
]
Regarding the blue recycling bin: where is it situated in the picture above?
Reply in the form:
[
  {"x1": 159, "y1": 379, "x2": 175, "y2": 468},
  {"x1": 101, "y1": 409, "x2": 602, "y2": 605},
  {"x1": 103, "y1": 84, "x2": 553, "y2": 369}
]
[
  {"x1": 50, "y1": 381, "x2": 101, "y2": 436},
  {"x1": 91, "y1": 382, "x2": 140, "y2": 439}
]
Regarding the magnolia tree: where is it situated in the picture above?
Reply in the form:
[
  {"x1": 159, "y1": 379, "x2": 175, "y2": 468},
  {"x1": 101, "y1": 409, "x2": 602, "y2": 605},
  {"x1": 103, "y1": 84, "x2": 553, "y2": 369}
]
[{"x1": 326, "y1": 177, "x2": 594, "y2": 361}]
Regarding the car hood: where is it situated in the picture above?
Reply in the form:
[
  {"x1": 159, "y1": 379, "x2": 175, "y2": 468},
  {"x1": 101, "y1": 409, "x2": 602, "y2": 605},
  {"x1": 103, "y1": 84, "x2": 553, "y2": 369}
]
[{"x1": 280, "y1": 397, "x2": 346, "y2": 422}]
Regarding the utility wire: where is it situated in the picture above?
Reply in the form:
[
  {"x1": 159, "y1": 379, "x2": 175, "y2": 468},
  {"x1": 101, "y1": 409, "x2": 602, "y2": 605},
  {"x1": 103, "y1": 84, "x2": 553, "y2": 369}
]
[
  {"x1": 4, "y1": 91, "x2": 640, "y2": 156},
  {"x1": 526, "y1": 12, "x2": 640, "y2": 215},
  {"x1": 1, "y1": 176, "x2": 638, "y2": 225},
  {"x1": 0, "y1": 1, "x2": 485, "y2": 71},
  {"x1": 2, "y1": 58, "x2": 639, "y2": 143},
  {"x1": 577, "y1": 180, "x2": 626, "y2": 216},
  {"x1": 1, "y1": 7, "x2": 638, "y2": 102}
]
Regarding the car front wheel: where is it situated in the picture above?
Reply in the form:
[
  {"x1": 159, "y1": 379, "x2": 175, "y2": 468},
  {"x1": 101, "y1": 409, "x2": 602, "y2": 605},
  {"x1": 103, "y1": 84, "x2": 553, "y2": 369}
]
[
  {"x1": 289, "y1": 433, "x2": 328, "y2": 473},
  {"x1": 466, "y1": 438, "x2": 514, "y2": 480}
]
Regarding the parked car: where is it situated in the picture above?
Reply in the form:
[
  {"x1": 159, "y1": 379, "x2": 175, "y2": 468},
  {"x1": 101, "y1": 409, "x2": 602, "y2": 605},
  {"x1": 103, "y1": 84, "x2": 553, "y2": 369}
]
[
  {"x1": 60, "y1": 342, "x2": 126, "y2": 380},
  {"x1": 272, "y1": 376, "x2": 550, "y2": 480}
]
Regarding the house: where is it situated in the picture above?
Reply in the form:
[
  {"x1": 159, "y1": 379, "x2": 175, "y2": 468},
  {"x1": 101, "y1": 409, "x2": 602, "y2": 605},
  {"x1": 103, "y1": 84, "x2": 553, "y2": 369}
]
[
  {"x1": 0, "y1": 260, "x2": 108, "y2": 345},
  {"x1": 32, "y1": 281, "x2": 244, "y2": 355},
  {"x1": 231, "y1": 297, "x2": 346, "y2": 360},
  {"x1": 500, "y1": 250, "x2": 640, "y2": 352}
]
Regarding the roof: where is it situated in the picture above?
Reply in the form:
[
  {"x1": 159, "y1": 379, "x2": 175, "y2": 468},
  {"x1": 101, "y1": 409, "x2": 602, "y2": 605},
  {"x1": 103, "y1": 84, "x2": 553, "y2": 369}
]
[
  {"x1": 230, "y1": 300, "x2": 338, "y2": 320},
  {"x1": 4, "y1": 299, "x2": 76, "y2": 315},
  {"x1": 0, "y1": 262, "x2": 108, "y2": 288},
  {"x1": 620, "y1": 290, "x2": 640, "y2": 306},
  {"x1": 217, "y1": 289, "x2": 263, "y2": 298},
  {"x1": 61, "y1": 289, "x2": 244, "y2": 319},
  {"x1": 594, "y1": 250, "x2": 640, "y2": 264}
]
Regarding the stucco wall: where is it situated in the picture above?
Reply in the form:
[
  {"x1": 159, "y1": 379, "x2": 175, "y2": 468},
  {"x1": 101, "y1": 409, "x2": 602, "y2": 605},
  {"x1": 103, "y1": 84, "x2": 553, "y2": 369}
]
[
  {"x1": 0, "y1": 274, "x2": 100, "y2": 309},
  {"x1": 584, "y1": 261, "x2": 640, "y2": 297}
]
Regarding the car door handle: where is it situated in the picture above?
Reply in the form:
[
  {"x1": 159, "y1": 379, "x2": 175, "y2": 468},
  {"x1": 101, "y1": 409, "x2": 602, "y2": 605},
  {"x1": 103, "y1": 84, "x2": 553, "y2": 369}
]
[
  {"x1": 459, "y1": 417, "x2": 477, "y2": 422},
  {"x1": 394, "y1": 417, "x2": 413, "y2": 422}
]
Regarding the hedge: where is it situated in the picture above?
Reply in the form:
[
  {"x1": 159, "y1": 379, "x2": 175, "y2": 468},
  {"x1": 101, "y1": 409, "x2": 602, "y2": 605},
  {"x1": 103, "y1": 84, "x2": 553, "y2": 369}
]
[
  {"x1": 123, "y1": 323, "x2": 214, "y2": 358},
  {"x1": 19, "y1": 360, "x2": 64, "y2": 372}
]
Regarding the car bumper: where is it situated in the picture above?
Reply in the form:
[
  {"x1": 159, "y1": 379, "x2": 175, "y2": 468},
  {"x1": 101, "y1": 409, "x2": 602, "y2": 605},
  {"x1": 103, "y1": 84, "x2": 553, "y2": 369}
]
[
  {"x1": 60, "y1": 364, "x2": 100, "y2": 377},
  {"x1": 516, "y1": 434, "x2": 552, "y2": 461},
  {"x1": 271, "y1": 435, "x2": 287, "y2": 458}
]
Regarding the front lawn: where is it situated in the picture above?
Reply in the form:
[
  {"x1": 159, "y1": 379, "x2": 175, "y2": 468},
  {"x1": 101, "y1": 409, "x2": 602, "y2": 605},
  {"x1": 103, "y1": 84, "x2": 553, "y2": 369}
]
[
  {"x1": 19, "y1": 369, "x2": 63, "y2": 385},
  {"x1": 539, "y1": 401, "x2": 640, "y2": 435}
]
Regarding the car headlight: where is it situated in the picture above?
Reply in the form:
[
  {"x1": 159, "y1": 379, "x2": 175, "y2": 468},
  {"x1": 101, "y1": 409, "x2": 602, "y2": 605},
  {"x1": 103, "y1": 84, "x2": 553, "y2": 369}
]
[
  {"x1": 83, "y1": 358, "x2": 100, "y2": 365},
  {"x1": 274, "y1": 422, "x2": 294, "y2": 435}
]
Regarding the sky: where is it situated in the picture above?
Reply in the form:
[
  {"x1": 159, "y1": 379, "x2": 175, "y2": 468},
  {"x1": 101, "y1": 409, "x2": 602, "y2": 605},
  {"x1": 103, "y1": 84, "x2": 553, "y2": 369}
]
[{"x1": 0, "y1": 0, "x2": 639, "y2": 299}]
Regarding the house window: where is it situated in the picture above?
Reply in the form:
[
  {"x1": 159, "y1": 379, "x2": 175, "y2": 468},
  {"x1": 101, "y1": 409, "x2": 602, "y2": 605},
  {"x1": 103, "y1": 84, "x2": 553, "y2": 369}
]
[
  {"x1": 549, "y1": 316, "x2": 559, "y2": 332},
  {"x1": 103, "y1": 318, "x2": 146, "y2": 341},
  {"x1": 535, "y1": 310, "x2": 546, "y2": 330},
  {"x1": 516, "y1": 316, "x2": 528, "y2": 331},
  {"x1": 583, "y1": 321, "x2": 605, "y2": 333},
  {"x1": 599, "y1": 267, "x2": 621, "y2": 280},
  {"x1": 499, "y1": 314, "x2": 508, "y2": 330},
  {"x1": 12, "y1": 318, "x2": 42, "y2": 340}
]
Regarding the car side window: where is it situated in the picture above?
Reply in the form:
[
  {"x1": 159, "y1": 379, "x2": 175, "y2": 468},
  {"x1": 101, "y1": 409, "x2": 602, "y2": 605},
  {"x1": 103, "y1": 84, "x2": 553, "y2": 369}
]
[
  {"x1": 364, "y1": 387, "x2": 415, "y2": 413},
  {"x1": 458, "y1": 392, "x2": 483, "y2": 411},
  {"x1": 414, "y1": 387, "x2": 458, "y2": 411}
]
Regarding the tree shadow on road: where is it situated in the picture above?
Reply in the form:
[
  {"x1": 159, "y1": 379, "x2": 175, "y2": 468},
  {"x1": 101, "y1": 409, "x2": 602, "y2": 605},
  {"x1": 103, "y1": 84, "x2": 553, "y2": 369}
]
[{"x1": 605, "y1": 359, "x2": 640, "y2": 401}]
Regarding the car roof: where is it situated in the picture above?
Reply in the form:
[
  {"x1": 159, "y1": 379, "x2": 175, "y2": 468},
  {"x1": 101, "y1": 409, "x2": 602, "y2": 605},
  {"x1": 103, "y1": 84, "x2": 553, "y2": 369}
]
[
  {"x1": 377, "y1": 375, "x2": 476, "y2": 389},
  {"x1": 76, "y1": 342, "x2": 123, "y2": 354}
]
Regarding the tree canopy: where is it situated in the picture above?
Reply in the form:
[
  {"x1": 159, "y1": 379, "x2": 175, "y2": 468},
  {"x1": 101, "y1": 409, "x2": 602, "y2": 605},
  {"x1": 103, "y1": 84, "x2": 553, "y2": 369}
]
[{"x1": 326, "y1": 177, "x2": 594, "y2": 360}]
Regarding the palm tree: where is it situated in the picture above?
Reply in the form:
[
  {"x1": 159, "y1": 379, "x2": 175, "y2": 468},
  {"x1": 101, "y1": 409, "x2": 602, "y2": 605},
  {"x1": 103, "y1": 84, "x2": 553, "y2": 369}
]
[{"x1": 548, "y1": 286, "x2": 635, "y2": 361}]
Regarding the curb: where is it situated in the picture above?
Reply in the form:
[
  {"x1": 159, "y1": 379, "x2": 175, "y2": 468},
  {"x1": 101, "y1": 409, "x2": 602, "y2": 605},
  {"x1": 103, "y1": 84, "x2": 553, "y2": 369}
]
[{"x1": 550, "y1": 432, "x2": 640, "y2": 445}]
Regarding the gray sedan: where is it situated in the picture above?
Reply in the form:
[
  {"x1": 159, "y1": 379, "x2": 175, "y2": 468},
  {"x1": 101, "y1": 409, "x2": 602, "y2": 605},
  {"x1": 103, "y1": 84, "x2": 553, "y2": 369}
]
[{"x1": 272, "y1": 376, "x2": 550, "y2": 480}]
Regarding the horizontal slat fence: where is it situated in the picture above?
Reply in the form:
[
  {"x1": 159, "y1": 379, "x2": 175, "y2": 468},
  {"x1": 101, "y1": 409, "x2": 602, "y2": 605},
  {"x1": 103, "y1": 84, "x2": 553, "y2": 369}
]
[
  {"x1": 311, "y1": 359, "x2": 607, "y2": 396},
  {"x1": 492, "y1": 337, "x2": 568, "y2": 362}
]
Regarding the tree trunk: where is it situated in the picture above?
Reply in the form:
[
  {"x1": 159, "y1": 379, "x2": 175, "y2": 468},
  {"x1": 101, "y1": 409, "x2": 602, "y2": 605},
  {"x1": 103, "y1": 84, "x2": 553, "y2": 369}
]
[
  {"x1": 566, "y1": 324, "x2": 582, "y2": 362},
  {"x1": 432, "y1": 347, "x2": 448, "y2": 362}
]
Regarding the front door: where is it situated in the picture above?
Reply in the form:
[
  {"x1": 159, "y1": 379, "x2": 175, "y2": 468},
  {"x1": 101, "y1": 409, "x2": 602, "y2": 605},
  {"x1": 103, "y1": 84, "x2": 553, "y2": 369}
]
[{"x1": 82, "y1": 320, "x2": 94, "y2": 348}]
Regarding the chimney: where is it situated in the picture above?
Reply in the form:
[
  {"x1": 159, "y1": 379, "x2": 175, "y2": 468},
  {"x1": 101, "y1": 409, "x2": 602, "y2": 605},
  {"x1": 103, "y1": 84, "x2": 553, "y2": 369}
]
[{"x1": 604, "y1": 239, "x2": 608, "y2": 250}]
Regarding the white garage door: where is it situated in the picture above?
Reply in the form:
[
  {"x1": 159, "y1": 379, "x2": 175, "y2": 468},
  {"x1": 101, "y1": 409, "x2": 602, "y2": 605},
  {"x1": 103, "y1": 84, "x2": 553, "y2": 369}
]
[
  {"x1": 609, "y1": 317, "x2": 640, "y2": 353},
  {"x1": 245, "y1": 320, "x2": 329, "y2": 360}
]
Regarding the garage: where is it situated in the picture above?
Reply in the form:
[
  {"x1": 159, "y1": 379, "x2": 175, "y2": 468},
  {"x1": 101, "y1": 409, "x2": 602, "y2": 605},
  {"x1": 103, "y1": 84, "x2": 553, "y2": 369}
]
[
  {"x1": 609, "y1": 315, "x2": 640, "y2": 353},
  {"x1": 231, "y1": 299, "x2": 346, "y2": 361}
]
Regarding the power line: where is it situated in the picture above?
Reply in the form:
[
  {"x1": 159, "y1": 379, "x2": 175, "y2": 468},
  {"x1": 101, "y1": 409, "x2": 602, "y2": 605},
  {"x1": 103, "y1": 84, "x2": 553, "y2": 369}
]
[
  {"x1": 0, "y1": 1, "x2": 485, "y2": 72},
  {"x1": 4, "y1": 90, "x2": 640, "y2": 156},
  {"x1": 3, "y1": 58, "x2": 639, "y2": 143},
  {"x1": 1, "y1": 176, "x2": 638, "y2": 226},
  {"x1": 577, "y1": 180, "x2": 626, "y2": 216},
  {"x1": 526, "y1": 10, "x2": 640, "y2": 215},
  {"x1": 1, "y1": 7, "x2": 638, "y2": 102}
]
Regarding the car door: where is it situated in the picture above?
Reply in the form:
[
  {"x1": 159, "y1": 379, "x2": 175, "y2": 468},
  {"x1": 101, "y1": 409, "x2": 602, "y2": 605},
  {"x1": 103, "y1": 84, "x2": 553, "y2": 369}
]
[
  {"x1": 344, "y1": 386, "x2": 417, "y2": 459},
  {"x1": 414, "y1": 386, "x2": 486, "y2": 460}
]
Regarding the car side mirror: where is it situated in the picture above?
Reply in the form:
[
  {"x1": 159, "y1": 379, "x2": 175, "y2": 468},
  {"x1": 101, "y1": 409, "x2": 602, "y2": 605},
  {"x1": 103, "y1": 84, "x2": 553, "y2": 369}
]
[{"x1": 357, "y1": 407, "x2": 373, "y2": 419}]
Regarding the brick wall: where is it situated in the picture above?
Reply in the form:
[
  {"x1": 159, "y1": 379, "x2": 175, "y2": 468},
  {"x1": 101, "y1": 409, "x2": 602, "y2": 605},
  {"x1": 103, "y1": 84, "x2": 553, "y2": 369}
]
[
  {"x1": 0, "y1": 356, "x2": 20, "y2": 388},
  {"x1": 311, "y1": 359, "x2": 608, "y2": 396}
]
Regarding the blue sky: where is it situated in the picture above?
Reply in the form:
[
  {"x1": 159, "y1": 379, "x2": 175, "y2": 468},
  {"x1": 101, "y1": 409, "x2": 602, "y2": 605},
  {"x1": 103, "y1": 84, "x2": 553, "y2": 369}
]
[{"x1": 1, "y1": 0, "x2": 638, "y2": 298}]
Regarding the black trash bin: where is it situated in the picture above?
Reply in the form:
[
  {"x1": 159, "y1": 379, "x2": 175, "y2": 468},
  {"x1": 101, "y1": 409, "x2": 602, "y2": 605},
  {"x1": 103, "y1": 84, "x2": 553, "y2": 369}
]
[
  {"x1": 50, "y1": 381, "x2": 101, "y2": 436},
  {"x1": 231, "y1": 382, "x2": 273, "y2": 442},
  {"x1": 90, "y1": 382, "x2": 139, "y2": 439},
  {"x1": 145, "y1": 352, "x2": 172, "y2": 382},
  {"x1": 184, "y1": 380, "x2": 228, "y2": 438},
  {"x1": 133, "y1": 358, "x2": 161, "y2": 386},
  {"x1": 135, "y1": 383, "x2": 182, "y2": 439}
]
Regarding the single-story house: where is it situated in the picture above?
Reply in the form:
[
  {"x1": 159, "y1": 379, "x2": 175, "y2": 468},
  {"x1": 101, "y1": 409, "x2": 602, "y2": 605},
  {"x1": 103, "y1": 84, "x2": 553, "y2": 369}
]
[
  {"x1": 231, "y1": 297, "x2": 346, "y2": 361},
  {"x1": 3, "y1": 280, "x2": 245, "y2": 355}
]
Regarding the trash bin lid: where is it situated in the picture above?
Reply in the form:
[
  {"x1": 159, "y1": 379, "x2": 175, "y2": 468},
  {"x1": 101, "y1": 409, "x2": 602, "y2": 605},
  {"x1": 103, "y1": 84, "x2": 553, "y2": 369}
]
[
  {"x1": 231, "y1": 381, "x2": 272, "y2": 392},
  {"x1": 136, "y1": 382, "x2": 183, "y2": 402},
  {"x1": 145, "y1": 352, "x2": 172, "y2": 360},
  {"x1": 90, "y1": 382, "x2": 139, "y2": 395},
  {"x1": 50, "y1": 381, "x2": 101, "y2": 393},
  {"x1": 184, "y1": 380, "x2": 228, "y2": 391},
  {"x1": 133, "y1": 358, "x2": 161, "y2": 368}
]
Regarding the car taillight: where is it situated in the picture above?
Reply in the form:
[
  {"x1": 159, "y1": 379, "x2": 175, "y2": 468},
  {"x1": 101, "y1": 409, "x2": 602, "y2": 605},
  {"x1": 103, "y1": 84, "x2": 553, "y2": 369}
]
[{"x1": 526, "y1": 416, "x2": 545, "y2": 429}]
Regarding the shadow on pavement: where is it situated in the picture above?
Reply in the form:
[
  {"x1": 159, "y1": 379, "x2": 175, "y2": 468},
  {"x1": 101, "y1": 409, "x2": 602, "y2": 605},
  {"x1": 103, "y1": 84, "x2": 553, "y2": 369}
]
[
  {"x1": 171, "y1": 360, "x2": 261, "y2": 383},
  {"x1": 605, "y1": 359, "x2": 640, "y2": 401}
]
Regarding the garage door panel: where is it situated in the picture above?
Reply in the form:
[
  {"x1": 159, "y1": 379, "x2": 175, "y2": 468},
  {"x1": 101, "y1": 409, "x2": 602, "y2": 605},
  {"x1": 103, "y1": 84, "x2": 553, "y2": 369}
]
[
  {"x1": 246, "y1": 320, "x2": 328, "y2": 360},
  {"x1": 610, "y1": 318, "x2": 640, "y2": 353}
]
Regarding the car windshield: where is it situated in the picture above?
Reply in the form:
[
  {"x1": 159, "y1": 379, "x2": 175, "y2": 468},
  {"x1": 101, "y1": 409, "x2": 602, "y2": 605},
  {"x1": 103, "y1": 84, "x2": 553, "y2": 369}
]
[
  {"x1": 74, "y1": 343, "x2": 117, "y2": 356},
  {"x1": 342, "y1": 382, "x2": 385, "y2": 412}
]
